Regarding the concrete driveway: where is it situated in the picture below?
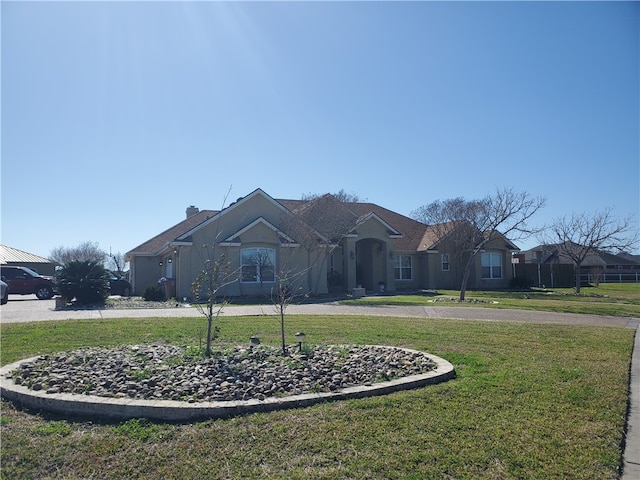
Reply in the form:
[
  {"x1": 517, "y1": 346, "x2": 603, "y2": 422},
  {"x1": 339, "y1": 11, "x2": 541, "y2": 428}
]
[{"x1": 1, "y1": 294, "x2": 636, "y2": 329}]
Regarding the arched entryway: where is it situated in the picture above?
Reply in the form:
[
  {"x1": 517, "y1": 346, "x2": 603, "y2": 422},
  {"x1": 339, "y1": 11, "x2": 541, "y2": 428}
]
[{"x1": 355, "y1": 238, "x2": 388, "y2": 292}]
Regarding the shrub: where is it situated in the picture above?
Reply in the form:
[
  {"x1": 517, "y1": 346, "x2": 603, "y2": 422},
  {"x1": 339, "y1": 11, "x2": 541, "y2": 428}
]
[
  {"x1": 55, "y1": 261, "x2": 110, "y2": 305},
  {"x1": 142, "y1": 285, "x2": 166, "y2": 302}
]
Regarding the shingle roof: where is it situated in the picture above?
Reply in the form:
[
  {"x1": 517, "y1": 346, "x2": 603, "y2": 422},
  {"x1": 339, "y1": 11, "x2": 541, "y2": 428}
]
[
  {"x1": 415, "y1": 222, "x2": 459, "y2": 252},
  {"x1": 522, "y1": 243, "x2": 640, "y2": 267},
  {"x1": 278, "y1": 198, "x2": 429, "y2": 251},
  {"x1": 126, "y1": 210, "x2": 218, "y2": 256},
  {"x1": 0, "y1": 245, "x2": 52, "y2": 264},
  {"x1": 345, "y1": 202, "x2": 430, "y2": 251},
  {"x1": 127, "y1": 195, "x2": 461, "y2": 256}
]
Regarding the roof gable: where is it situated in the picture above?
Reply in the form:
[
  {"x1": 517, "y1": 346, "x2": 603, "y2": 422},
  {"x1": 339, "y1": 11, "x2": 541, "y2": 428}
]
[
  {"x1": 417, "y1": 222, "x2": 459, "y2": 252},
  {"x1": 418, "y1": 221, "x2": 519, "y2": 253},
  {"x1": 222, "y1": 217, "x2": 297, "y2": 246},
  {"x1": 352, "y1": 212, "x2": 403, "y2": 237},
  {"x1": 176, "y1": 188, "x2": 289, "y2": 243},
  {"x1": 345, "y1": 203, "x2": 430, "y2": 251}
]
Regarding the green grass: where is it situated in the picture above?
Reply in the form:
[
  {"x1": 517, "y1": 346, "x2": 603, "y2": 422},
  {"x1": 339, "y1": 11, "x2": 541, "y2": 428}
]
[
  {"x1": 0, "y1": 313, "x2": 634, "y2": 479},
  {"x1": 343, "y1": 283, "x2": 640, "y2": 317}
]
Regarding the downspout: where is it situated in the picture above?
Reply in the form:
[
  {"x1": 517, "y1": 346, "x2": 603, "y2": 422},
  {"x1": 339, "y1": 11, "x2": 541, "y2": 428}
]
[{"x1": 174, "y1": 247, "x2": 180, "y2": 301}]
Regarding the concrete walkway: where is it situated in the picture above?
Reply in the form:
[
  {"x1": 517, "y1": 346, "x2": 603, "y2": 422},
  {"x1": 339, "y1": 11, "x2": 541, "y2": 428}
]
[{"x1": 1, "y1": 299, "x2": 638, "y2": 478}]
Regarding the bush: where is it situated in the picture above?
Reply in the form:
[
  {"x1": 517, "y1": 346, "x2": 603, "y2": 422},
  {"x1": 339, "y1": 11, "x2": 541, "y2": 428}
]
[
  {"x1": 142, "y1": 285, "x2": 166, "y2": 302},
  {"x1": 55, "y1": 261, "x2": 110, "y2": 305}
]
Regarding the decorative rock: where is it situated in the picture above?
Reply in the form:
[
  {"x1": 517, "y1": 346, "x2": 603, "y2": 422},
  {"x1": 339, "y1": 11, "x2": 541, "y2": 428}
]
[{"x1": 5, "y1": 344, "x2": 437, "y2": 403}]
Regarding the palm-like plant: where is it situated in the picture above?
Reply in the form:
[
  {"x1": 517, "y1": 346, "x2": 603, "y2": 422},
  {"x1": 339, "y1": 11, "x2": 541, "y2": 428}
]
[{"x1": 55, "y1": 261, "x2": 111, "y2": 305}]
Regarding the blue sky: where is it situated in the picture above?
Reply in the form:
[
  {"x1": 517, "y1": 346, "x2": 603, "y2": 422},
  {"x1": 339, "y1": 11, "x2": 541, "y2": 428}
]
[{"x1": 2, "y1": 1, "x2": 638, "y2": 259}]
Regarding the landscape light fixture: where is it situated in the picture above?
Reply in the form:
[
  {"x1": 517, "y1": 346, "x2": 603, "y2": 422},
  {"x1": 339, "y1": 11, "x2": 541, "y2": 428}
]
[
  {"x1": 295, "y1": 332, "x2": 306, "y2": 352},
  {"x1": 250, "y1": 337, "x2": 260, "y2": 347}
]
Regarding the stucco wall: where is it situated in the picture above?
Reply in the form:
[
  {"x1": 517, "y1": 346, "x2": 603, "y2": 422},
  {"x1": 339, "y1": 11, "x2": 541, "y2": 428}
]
[
  {"x1": 170, "y1": 193, "x2": 329, "y2": 299},
  {"x1": 131, "y1": 256, "x2": 165, "y2": 296}
]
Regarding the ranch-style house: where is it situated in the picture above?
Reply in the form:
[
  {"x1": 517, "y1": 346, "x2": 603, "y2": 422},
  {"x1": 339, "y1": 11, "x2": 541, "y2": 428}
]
[{"x1": 126, "y1": 189, "x2": 519, "y2": 299}]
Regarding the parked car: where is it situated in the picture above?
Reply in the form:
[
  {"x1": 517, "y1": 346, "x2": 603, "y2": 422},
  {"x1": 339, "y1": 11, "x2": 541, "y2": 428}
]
[
  {"x1": 1, "y1": 279, "x2": 8, "y2": 304},
  {"x1": 0, "y1": 266, "x2": 55, "y2": 300},
  {"x1": 108, "y1": 272, "x2": 132, "y2": 297}
]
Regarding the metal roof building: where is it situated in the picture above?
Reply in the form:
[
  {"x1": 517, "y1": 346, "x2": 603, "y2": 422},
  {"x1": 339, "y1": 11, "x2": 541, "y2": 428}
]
[{"x1": 0, "y1": 245, "x2": 56, "y2": 276}]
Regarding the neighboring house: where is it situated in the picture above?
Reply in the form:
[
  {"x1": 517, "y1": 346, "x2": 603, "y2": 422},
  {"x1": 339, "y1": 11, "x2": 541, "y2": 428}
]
[
  {"x1": 0, "y1": 245, "x2": 56, "y2": 276},
  {"x1": 521, "y1": 243, "x2": 640, "y2": 285},
  {"x1": 126, "y1": 189, "x2": 519, "y2": 299},
  {"x1": 618, "y1": 251, "x2": 640, "y2": 265}
]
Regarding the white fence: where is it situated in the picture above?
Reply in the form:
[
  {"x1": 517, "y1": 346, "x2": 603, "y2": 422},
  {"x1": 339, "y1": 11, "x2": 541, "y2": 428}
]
[{"x1": 580, "y1": 272, "x2": 640, "y2": 284}]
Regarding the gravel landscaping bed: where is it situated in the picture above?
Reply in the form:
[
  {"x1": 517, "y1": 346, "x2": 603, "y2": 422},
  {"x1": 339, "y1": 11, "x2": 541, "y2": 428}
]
[
  {"x1": 6, "y1": 344, "x2": 437, "y2": 403},
  {"x1": 106, "y1": 297, "x2": 182, "y2": 309}
]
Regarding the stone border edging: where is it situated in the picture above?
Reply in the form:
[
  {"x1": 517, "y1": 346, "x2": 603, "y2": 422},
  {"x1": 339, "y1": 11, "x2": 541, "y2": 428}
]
[{"x1": 0, "y1": 347, "x2": 455, "y2": 421}]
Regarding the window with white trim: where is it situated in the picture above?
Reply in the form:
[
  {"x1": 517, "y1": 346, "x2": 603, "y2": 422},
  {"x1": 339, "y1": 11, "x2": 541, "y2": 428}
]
[
  {"x1": 441, "y1": 254, "x2": 450, "y2": 271},
  {"x1": 394, "y1": 255, "x2": 412, "y2": 280},
  {"x1": 481, "y1": 252, "x2": 502, "y2": 279},
  {"x1": 241, "y1": 248, "x2": 275, "y2": 283}
]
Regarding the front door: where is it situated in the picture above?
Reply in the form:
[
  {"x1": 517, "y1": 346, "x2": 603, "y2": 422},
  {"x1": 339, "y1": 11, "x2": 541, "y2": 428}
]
[{"x1": 355, "y1": 239, "x2": 387, "y2": 291}]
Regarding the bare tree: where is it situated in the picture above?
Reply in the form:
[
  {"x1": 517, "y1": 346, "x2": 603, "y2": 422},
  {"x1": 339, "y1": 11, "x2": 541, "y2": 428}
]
[
  {"x1": 278, "y1": 210, "x2": 324, "y2": 293},
  {"x1": 271, "y1": 259, "x2": 308, "y2": 356},
  {"x1": 49, "y1": 241, "x2": 106, "y2": 265},
  {"x1": 543, "y1": 208, "x2": 638, "y2": 293},
  {"x1": 286, "y1": 193, "x2": 360, "y2": 293},
  {"x1": 191, "y1": 250, "x2": 238, "y2": 357},
  {"x1": 302, "y1": 188, "x2": 363, "y2": 204},
  {"x1": 589, "y1": 266, "x2": 604, "y2": 287},
  {"x1": 190, "y1": 187, "x2": 239, "y2": 358},
  {"x1": 412, "y1": 188, "x2": 546, "y2": 300},
  {"x1": 106, "y1": 251, "x2": 128, "y2": 274},
  {"x1": 246, "y1": 232, "x2": 309, "y2": 355}
]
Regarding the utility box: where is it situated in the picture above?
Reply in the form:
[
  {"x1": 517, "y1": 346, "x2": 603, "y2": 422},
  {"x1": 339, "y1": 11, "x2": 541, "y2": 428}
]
[{"x1": 352, "y1": 287, "x2": 365, "y2": 298}]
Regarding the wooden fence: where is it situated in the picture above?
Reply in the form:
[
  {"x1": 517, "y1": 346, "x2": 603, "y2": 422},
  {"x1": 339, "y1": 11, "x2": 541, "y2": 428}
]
[{"x1": 514, "y1": 264, "x2": 575, "y2": 288}]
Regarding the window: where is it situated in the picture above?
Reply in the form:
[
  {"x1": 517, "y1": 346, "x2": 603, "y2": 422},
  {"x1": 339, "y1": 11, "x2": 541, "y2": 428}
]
[
  {"x1": 481, "y1": 253, "x2": 502, "y2": 279},
  {"x1": 394, "y1": 255, "x2": 412, "y2": 280},
  {"x1": 241, "y1": 248, "x2": 275, "y2": 283},
  {"x1": 441, "y1": 254, "x2": 450, "y2": 271}
]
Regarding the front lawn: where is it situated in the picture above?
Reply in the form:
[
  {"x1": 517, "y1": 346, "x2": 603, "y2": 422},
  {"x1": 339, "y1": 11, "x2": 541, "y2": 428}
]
[
  {"x1": 0, "y1": 314, "x2": 634, "y2": 479},
  {"x1": 344, "y1": 283, "x2": 640, "y2": 317}
]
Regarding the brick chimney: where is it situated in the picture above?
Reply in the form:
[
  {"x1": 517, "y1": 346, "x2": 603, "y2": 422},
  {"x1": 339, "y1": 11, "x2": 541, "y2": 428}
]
[{"x1": 186, "y1": 205, "x2": 199, "y2": 218}]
